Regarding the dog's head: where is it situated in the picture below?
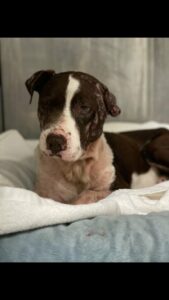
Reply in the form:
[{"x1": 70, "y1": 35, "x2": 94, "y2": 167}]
[{"x1": 26, "y1": 70, "x2": 121, "y2": 161}]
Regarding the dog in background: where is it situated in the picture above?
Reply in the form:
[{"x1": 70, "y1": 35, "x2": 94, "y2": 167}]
[{"x1": 25, "y1": 70, "x2": 169, "y2": 204}]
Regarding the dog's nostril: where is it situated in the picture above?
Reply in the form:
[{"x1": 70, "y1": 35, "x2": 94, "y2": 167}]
[{"x1": 46, "y1": 133, "x2": 67, "y2": 154}]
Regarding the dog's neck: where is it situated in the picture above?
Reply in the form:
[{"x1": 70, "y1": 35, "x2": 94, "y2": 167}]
[{"x1": 80, "y1": 134, "x2": 107, "y2": 161}]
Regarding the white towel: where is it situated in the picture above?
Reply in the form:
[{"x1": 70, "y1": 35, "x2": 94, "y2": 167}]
[
  {"x1": 1, "y1": 181, "x2": 169, "y2": 235},
  {"x1": 1, "y1": 121, "x2": 169, "y2": 236}
]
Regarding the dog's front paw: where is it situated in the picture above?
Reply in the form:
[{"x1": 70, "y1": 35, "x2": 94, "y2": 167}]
[{"x1": 72, "y1": 190, "x2": 111, "y2": 205}]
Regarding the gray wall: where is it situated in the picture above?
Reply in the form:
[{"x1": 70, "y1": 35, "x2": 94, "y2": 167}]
[
  {"x1": 0, "y1": 38, "x2": 169, "y2": 138},
  {"x1": 154, "y1": 38, "x2": 169, "y2": 120},
  {"x1": 0, "y1": 87, "x2": 2, "y2": 132},
  {"x1": 0, "y1": 40, "x2": 3, "y2": 132}
]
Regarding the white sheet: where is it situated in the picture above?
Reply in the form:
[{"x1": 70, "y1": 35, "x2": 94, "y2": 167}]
[{"x1": 1, "y1": 121, "x2": 169, "y2": 235}]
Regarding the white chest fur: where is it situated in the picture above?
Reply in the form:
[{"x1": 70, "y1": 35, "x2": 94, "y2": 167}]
[{"x1": 35, "y1": 135, "x2": 116, "y2": 203}]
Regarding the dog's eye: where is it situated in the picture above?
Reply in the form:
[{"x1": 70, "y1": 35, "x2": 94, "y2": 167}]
[{"x1": 80, "y1": 105, "x2": 91, "y2": 113}]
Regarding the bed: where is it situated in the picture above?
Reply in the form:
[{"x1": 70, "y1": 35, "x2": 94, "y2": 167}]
[{"x1": 1, "y1": 121, "x2": 169, "y2": 262}]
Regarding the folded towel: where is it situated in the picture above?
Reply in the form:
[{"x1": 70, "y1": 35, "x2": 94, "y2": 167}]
[{"x1": 1, "y1": 181, "x2": 169, "y2": 235}]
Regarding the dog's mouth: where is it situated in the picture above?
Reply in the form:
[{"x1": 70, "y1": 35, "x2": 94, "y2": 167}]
[
  {"x1": 49, "y1": 153, "x2": 62, "y2": 158},
  {"x1": 42, "y1": 149, "x2": 62, "y2": 158},
  {"x1": 42, "y1": 148, "x2": 82, "y2": 162}
]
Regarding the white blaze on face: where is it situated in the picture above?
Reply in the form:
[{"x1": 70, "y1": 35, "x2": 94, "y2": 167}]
[
  {"x1": 60, "y1": 75, "x2": 82, "y2": 160},
  {"x1": 39, "y1": 75, "x2": 83, "y2": 161}
]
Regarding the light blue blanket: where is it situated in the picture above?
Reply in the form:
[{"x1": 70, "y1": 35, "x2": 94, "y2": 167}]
[{"x1": 1, "y1": 212, "x2": 169, "y2": 262}]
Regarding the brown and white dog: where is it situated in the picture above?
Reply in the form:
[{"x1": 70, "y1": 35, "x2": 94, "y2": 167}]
[{"x1": 25, "y1": 70, "x2": 169, "y2": 204}]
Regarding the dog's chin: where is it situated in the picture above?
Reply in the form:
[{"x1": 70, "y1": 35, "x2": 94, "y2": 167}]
[
  {"x1": 58, "y1": 149, "x2": 84, "y2": 162},
  {"x1": 42, "y1": 149, "x2": 84, "y2": 162}
]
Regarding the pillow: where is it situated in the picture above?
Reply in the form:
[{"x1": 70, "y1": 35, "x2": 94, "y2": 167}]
[{"x1": 0, "y1": 130, "x2": 36, "y2": 189}]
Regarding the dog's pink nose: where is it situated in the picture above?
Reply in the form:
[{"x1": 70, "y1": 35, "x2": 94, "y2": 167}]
[{"x1": 46, "y1": 133, "x2": 67, "y2": 154}]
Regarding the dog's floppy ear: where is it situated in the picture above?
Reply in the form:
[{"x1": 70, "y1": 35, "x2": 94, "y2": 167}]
[
  {"x1": 25, "y1": 70, "x2": 55, "y2": 104},
  {"x1": 97, "y1": 82, "x2": 121, "y2": 117},
  {"x1": 103, "y1": 88, "x2": 121, "y2": 117}
]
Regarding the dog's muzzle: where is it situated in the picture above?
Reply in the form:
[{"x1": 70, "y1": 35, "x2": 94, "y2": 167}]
[{"x1": 46, "y1": 133, "x2": 67, "y2": 155}]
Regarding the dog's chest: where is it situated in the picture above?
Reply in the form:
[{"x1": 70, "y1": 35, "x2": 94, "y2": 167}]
[
  {"x1": 63, "y1": 156, "x2": 115, "y2": 192},
  {"x1": 36, "y1": 139, "x2": 115, "y2": 203}
]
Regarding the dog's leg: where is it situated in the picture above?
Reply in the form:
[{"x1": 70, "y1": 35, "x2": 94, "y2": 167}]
[{"x1": 72, "y1": 190, "x2": 111, "y2": 205}]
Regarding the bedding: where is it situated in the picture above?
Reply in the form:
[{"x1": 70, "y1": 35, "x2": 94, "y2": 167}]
[{"x1": 1, "y1": 121, "x2": 169, "y2": 262}]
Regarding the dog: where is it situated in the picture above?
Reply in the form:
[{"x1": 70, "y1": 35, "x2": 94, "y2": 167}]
[{"x1": 25, "y1": 70, "x2": 169, "y2": 204}]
